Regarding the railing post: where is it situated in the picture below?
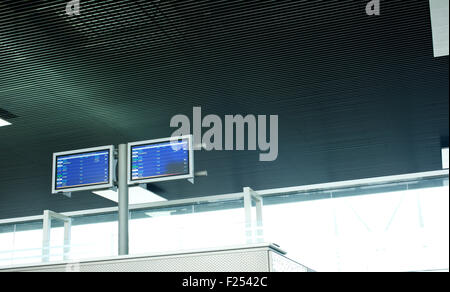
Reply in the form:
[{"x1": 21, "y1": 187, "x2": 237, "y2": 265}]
[
  {"x1": 42, "y1": 210, "x2": 72, "y2": 263},
  {"x1": 243, "y1": 187, "x2": 264, "y2": 244},
  {"x1": 255, "y1": 196, "x2": 264, "y2": 243},
  {"x1": 243, "y1": 187, "x2": 253, "y2": 244},
  {"x1": 42, "y1": 210, "x2": 51, "y2": 262},
  {"x1": 64, "y1": 219, "x2": 72, "y2": 261}
]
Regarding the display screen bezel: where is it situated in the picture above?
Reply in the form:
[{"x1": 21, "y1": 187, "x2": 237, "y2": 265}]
[
  {"x1": 127, "y1": 135, "x2": 194, "y2": 185},
  {"x1": 52, "y1": 145, "x2": 114, "y2": 194}
]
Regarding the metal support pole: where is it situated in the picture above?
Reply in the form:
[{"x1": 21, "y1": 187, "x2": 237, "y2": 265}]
[{"x1": 118, "y1": 144, "x2": 129, "y2": 255}]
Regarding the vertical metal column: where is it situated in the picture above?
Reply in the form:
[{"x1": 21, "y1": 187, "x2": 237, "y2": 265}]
[{"x1": 118, "y1": 144, "x2": 129, "y2": 255}]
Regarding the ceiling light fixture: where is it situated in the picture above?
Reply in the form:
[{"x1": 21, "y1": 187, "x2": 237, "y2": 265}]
[
  {"x1": 0, "y1": 118, "x2": 11, "y2": 127},
  {"x1": 93, "y1": 186, "x2": 167, "y2": 205}
]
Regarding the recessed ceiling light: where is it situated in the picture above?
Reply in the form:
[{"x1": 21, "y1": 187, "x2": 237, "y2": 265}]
[
  {"x1": 93, "y1": 186, "x2": 167, "y2": 204},
  {"x1": 0, "y1": 118, "x2": 11, "y2": 127}
]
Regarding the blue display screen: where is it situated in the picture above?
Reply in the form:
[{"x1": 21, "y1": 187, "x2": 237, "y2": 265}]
[
  {"x1": 131, "y1": 139, "x2": 190, "y2": 181},
  {"x1": 55, "y1": 150, "x2": 110, "y2": 190}
]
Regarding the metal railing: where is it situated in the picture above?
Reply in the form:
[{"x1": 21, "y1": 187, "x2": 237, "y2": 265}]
[
  {"x1": 1, "y1": 169, "x2": 447, "y2": 226},
  {"x1": 0, "y1": 169, "x2": 448, "y2": 270}
]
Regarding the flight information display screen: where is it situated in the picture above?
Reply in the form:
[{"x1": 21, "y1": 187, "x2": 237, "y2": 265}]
[
  {"x1": 55, "y1": 150, "x2": 110, "y2": 190},
  {"x1": 130, "y1": 139, "x2": 190, "y2": 182}
]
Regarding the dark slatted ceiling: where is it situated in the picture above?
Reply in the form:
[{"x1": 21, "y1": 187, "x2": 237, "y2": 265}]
[{"x1": 0, "y1": 0, "x2": 448, "y2": 219}]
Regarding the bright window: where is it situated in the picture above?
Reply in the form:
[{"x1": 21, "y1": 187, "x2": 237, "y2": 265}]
[{"x1": 442, "y1": 147, "x2": 449, "y2": 169}]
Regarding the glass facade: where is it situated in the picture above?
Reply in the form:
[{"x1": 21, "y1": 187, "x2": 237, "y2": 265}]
[
  {"x1": 0, "y1": 221, "x2": 43, "y2": 267},
  {"x1": 262, "y1": 178, "x2": 449, "y2": 271},
  {"x1": 129, "y1": 199, "x2": 246, "y2": 255},
  {"x1": 0, "y1": 173, "x2": 448, "y2": 271}
]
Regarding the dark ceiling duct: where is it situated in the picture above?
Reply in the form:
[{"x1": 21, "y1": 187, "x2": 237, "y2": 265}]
[{"x1": 0, "y1": 108, "x2": 18, "y2": 120}]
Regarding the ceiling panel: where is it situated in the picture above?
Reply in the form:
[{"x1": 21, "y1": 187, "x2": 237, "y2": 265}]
[{"x1": 0, "y1": 0, "x2": 448, "y2": 219}]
